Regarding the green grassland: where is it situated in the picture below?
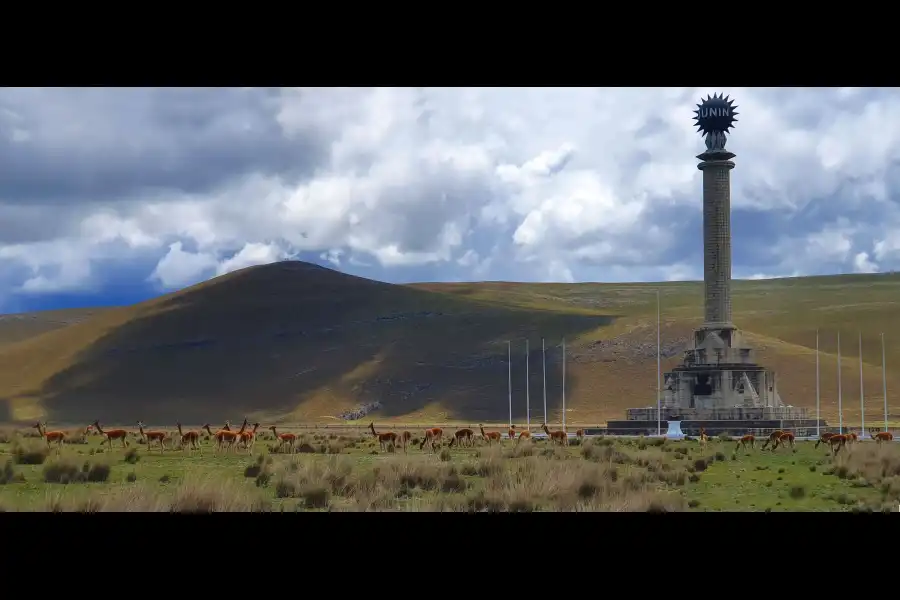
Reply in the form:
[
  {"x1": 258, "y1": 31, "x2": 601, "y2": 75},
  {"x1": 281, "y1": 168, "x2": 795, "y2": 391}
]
[
  {"x1": 0, "y1": 426, "x2": 895, "y2": 512},
  {"x1": 0, "y1": 263, "x2": 898, "y2": 427}
]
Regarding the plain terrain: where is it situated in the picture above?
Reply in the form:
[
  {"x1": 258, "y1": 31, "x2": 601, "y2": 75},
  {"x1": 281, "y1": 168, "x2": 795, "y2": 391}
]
[
  {"x1": 0, "y1": 426, "x2": 893, "y2": 512},
  {"x1": 0, "y1": 261, "x2": 897, "y2": 426}
]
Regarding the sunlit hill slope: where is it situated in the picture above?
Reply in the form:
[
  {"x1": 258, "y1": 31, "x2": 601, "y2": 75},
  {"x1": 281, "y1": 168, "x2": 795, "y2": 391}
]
[{"x1": 0, "y1": 261, "x2": 898, "y2": 427}]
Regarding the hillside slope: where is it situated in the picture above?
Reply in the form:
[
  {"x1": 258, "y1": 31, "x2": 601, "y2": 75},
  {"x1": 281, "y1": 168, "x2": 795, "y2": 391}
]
[
  {"x1": 413, "y1": 274, "x2": 900, "y2": 426},
  {"x1": 0, "y1": 308, "x2": 111, "y2": 348},
  {"x1": 0, "y1": 262, "x2": 606, "y2": 424},
  {"x1": 1, "y1": 265, "x2": 898, "y2": 427}
]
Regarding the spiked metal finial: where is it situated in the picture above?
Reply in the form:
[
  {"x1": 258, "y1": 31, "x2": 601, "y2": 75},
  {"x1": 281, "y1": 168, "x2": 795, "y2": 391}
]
[{"x1": 693, "y1": 93, "x2": 738, "y2": 137}]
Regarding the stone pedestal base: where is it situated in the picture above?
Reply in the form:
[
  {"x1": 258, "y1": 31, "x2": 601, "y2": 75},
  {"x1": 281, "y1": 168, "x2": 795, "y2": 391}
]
[{"x1": 665, "y1": 420, "x2": 685, "y2": 439}]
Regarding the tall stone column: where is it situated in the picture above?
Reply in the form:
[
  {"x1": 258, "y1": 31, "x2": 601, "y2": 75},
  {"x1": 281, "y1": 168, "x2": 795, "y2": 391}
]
[{"x1": 697, "y1": 149, "x2": 735, "y2": 330}]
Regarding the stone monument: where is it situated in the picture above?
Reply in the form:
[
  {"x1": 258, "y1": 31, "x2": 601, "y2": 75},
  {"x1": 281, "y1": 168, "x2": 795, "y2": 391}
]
[{"x1": 606, "y1": 94, "x2": 824, "y2": 436}]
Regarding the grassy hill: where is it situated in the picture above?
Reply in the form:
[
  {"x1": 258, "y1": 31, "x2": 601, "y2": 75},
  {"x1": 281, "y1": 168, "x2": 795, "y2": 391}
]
[
  {"x1": 0, "y1": 308, "x2": 110, "y2": 348},
  {"x1": 0, "y1": 262, "x2": 898, "y2": 427}
]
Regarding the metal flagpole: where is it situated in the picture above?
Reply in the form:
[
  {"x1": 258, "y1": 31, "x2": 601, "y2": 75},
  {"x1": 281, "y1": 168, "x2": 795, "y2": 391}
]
[
  {"x1": 562, "y1": 338, "x2": 566, "y2": 431},
  {"x1": 657, "y1": 289, "x2": 661, "y2": 436},
  {"x1": 815, "y1": 329, "x2": 821, "y2": 439},
  {"x1": 507, "y1": 341, "x2": 512, "y2": 428},
  {"x1": 838, "y1": 331, "x2": 843, "y2": 434},
  {"x1": 883, "y1": 333, "x2": 889, "y2": 432},
  {"x1": 526, "y1": 340, "x2": 530, "y2": 431},
  {"x1": 542, "y1": 338, "x2": 547, "y2": 425},
  {"x1": 859, "y1": 332, "x2": 866, "y2": 438}
]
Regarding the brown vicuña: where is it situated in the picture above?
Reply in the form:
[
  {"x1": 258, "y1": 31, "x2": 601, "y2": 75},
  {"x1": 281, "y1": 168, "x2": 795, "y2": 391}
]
[
  {"x1": 34, "y1": 422, "x2": 66, "y2": 454},
  {"x1": 542, "y1": 423, "x2": 567, "y2": 446},
  {"x1": 138, "y1": 421, "x2": 169, "y2": 452},
  {"x1": 480, "y1": 424, "x2": 502, "y2": 445},
  {"x1": 176, "y1": 422, "x2": 202, "y2": 454},
  {"x1": 268, "y1": 425, "x2": 297, "y2": 453},
  {"x1": 368, "y1": 422, "x2": 398, "y2": 451},
  {"x1": 93, "y1": 420, "x2": 129, "y2": 450}
]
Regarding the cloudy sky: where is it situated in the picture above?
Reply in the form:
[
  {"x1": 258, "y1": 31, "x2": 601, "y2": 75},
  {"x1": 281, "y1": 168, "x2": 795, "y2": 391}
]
[{"x1": 0, "y1": 86, "x2": 898, "y2": 313}]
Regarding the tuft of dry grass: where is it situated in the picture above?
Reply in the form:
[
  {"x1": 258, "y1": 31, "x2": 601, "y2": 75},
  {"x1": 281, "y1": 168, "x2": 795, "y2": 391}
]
[
  {"x1": 260, "y1": 443, "x2": 684, "y2": 512},
  {"x1": 0, "y1": 427, "x2": 15, "y2": 444},
  {"x1": 11, "y1": 442, "x2": 49, "y2": 465},
  {"x1": 0, "y1": 459, "x2": 25, "y2": 484},
  {"x1": 29, "y1": 477, "x2": 272, "y2": 512},
  {"x1": 2, "y1": 433, "x2": 700, "y2": 511},
  {"x1": 829, "y1": 443, "x2": 900, "y2": 501},
  {"x1": 123, "y1": 447, "x2": 140, "y2": 464}
]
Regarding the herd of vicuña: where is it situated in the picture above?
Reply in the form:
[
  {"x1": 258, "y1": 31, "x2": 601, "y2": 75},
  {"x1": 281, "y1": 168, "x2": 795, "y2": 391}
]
[{"x1": 29, "y1": 419, "x2": 893, "y2": 458}]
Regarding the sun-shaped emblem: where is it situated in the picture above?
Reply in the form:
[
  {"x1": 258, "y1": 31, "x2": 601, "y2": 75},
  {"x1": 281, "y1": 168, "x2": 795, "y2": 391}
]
[{"x1": 692, "y1": 93, "x2": 738, "y2": 137}]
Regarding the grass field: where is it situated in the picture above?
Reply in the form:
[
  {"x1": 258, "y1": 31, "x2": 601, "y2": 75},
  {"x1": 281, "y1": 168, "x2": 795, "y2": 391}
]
[
  {"x1": 0, "y1": 425, "x2": 896, "y2": 512},
  {"x1": 0, "y1": 262, "x2": 898, "y2": 427}
]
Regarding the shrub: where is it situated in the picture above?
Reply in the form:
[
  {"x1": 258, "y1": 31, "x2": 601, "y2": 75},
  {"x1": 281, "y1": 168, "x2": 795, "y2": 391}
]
[
  {"x1": 0, "y1": 459, "x2": 24, "y2": 484},
  {"x1": 123, "y1": 448, "x2": 140, "y2": 464},
  {"x1": 299, "y1": 485, "x2": 331, "y2": 508},
  {"x1": 84, "y1": 462, "x2": 111, "y2": 482},
  {"x1": 43, "y1": 459, "x2": 111, "y2": 484},
  {"x1": 12, "y1": 443, "x2": 48, "y2": 465}
]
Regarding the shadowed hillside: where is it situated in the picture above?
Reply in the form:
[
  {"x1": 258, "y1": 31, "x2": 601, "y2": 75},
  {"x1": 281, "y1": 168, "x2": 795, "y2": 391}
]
[
  {"x1": 0, "y1": 262, "x2": 606, "y2": 425},
  {"x1": 1, "y1": 264, "x2": 899, "y2": 427}
]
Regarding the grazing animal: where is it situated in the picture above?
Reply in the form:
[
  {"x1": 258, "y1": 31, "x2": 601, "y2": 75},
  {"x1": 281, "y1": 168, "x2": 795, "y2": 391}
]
[
  {"x1": 137, "y1": 421, "x2": 169, "y2": 453},
  {"x1": 33, "y1": 422, "x2": 66, "y2": 454},
  {"x1": 453, "y1": 428, "x2": 475, "y2": 448},
  {"x1": 176, "y1": 422, "x2": 201, "y2": 454},
  {"x1": 516, "y1": 430, "x2": 532, "y2": 446},
  {"x1": 237, "y1": 423, "x2": 260, "y2": 454},
  {"x1": 772, "y1": 431, "x2": 795, "y2": 451},
  {"x1": 268, "y1": 426, "x2": 297, "y2": 454},
  {"x1": 846, "y1": 431, "x2": 858, "y2": 446},
  {"x1": 575, "y1": 429, "x2": 585, "y2": 442},
  {"x1": 541, "y1": 423, "x2": 568, "y2": 446},
  {"x1": 368, "y1": 422, "x2": 398, "y2": 451},
  {"x1": 871, "y1": 428, "x2": 894, "y2": 443},
  {"x1": 735, "y1": 434, "x2": 755, "y2": 452},
  {"x1": 698, "y1": 428, "x2": 709, "y2": 449},
  {"x1": 203, "y1": 419, "x2": 246, "y2": 453},
  {"x1": 93, "y1": 421, "x2": 129, "y2": 450},
  {"x1": 399, "y1": 431, "x2": 412, "y2": 452},
  {"x1": 508, "y1": 425, "x2": 516, "y2": 440},
  {"x1": 760, "y1": 430, "x2": 785, "y2": 451},
  {"x1": 480, "y1": 424, "x2": 502, "y2": 445},
  {"x1": 419, "y1": 427, "x2": 443, "y2": 452},
  {"x1": 815, "y1": 432, "x2": 836, "y2": 449},
  {"x1": 828, "y1": 434, "x2": 849, "y2": 455}
]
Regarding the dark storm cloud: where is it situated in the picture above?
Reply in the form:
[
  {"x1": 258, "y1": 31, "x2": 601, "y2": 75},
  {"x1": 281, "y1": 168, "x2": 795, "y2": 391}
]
[
  {"x1": 0, "y1": 203, "x2": 80, "y2": 244},
  {"x1": 0, "y1": 88, "x2": 328, "y2": 205}
]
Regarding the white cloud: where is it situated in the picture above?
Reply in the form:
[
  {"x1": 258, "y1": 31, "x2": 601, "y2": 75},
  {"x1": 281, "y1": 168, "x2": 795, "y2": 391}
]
[
  {"x1": 853, "y1": 251, "x2": 879, "y2": 274},
  {"x1": 149, "y1": 242, "x2": 217, "y2": 289},
  {"x1": 216, "y1": 242, "x2": 292, "y2": 276},
  {"x1": 3, "y1": 87, "x2": 900, "y2": 309}
]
